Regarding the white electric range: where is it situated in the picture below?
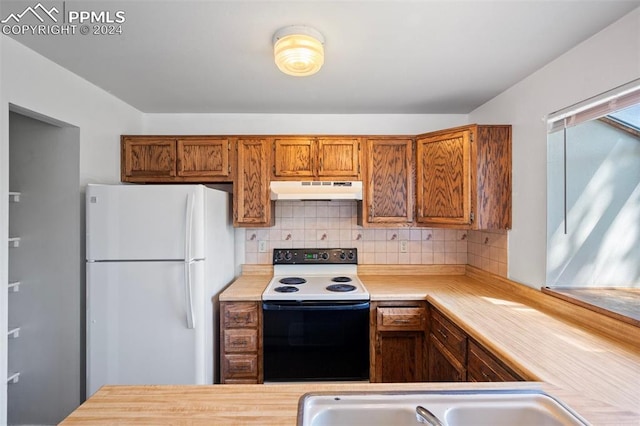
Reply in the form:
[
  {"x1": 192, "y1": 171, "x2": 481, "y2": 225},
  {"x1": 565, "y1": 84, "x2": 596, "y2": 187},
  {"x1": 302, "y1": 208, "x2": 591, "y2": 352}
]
[
  {"x1": 262, "y1": 248, "x2": 369, "y2": 301},
  {"x1": 261, "y1": 248, "x2": 370, "y2": 382}
]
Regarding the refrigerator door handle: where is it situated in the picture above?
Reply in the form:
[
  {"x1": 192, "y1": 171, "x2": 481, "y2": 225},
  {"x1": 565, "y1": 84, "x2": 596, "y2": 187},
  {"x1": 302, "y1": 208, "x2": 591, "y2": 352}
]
[
  {"x1": 184, "y1": 261, "x2": 195, "y2": 329},
  {"x1": 184, "y1": 192, "x2": 196, "y2": 329},
  {"x1": 185, "y1": 192, "x2": 194, "y2": 262}
]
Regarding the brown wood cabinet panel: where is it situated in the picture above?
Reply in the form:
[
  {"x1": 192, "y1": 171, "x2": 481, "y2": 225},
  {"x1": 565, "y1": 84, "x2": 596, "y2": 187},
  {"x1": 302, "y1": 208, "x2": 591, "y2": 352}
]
[
  {"x1": 416, "y1": 130, "x2": 471, "y2": 226},
  {"x1": 121, "y1": 137, "x2": 176, "y2": 181},
  {"x1": 316, "y1": 138, "x2": 360, "y2": 178},
  {"x1": 273, "y1": 137, "x2": 315, "y2": 178},
  {"x1": 222, "y1": 354, "x2": 259, "y2": 379},
  {"x1": 220, "y1": 301, "x2": 262, "y2": 384},
  {"x1": 428, "y1": 334, "x2": 466, "y2": 382},
  {"x1": 415, "y1": 125, "x2": 511, "y2": 229},
  {"x1": 467, "y1": 340, "x2": 523, "y2": 382},
  {"x1": 370, "y1": 301, "x2": 427, "y2": 383},
  {"x1": 362, "y1": 138, "x2": 413, "y2": 226},
  {"x1": 377, "y1": 332, "x2": 425, "y2": 382},
  {"x1": 377, "y1": 306, "x2": 426, "y2": 331},
  {"x1": 431, "y1": 309, "x2": 467, "y2": 364},
  {"x1": 474, "y1": 126, "x2": 512, "y2": 229},
  {"x1": 223, "y1": 329, "x2": 258, "y2": 353},
  {"x1": 222, "y1": 302, "x2": 259, "y2": 328},
  {"x1": 234, "y1": 138, "x2": 274, "y2": 227},
  {"x1": 177, "y1": 138, "x2": 231, "y2": 179}
]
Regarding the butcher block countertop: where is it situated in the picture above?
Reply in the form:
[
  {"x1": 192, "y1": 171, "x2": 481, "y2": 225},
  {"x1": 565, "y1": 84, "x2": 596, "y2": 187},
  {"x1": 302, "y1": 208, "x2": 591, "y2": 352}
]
[
  {"x1": 61, "y1": 382, "x2": 640, "y2": 425},
  {"x1": 63, "y1": 265, "x2": 640, "y2": 424}
]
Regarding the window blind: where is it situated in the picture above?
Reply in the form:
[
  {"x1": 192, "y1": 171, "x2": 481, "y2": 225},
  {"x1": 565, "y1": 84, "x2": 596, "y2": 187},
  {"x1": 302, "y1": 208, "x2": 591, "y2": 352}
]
[{"x1": 547, "y1": 78, "x2": 640, "y2": 133}]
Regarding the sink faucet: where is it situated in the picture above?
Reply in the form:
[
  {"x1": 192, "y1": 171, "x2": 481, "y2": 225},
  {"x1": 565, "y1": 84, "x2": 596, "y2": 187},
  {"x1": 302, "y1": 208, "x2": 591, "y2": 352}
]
[{"x1": 416, "y1": 405, "x2": 444, "y2": 426}]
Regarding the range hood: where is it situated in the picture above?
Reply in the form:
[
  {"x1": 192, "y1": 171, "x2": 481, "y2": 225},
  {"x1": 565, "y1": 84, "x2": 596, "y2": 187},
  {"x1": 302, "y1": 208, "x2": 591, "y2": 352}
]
[{"x1": 270, "y1": 181, "x2": 363, "y2": 201}]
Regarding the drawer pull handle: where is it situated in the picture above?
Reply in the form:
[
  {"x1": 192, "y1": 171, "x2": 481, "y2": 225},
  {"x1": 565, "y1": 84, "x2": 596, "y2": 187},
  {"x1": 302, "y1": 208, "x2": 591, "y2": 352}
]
[
  {"x1": 393, "y1": 319, "x2": 411, "y2": 324},
  {"x1": 437, "y1": 328, "x2": 448, "y2": 339}
]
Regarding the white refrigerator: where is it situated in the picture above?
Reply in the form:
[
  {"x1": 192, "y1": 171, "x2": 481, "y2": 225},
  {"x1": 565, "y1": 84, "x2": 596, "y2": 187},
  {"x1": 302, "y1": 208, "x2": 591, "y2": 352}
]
[{"x1": 85, "y1": 184, "x2": 235, "y2": 397}]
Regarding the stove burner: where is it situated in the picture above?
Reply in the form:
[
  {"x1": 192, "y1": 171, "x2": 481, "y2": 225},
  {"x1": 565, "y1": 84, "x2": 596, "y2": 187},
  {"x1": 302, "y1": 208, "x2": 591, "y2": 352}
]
[
  {"x1": 326, "y1": 284, "x2": 356, "y2": 292},
  {"x1": 274, "y1": 286, "x2": 300, "y2": 293},
  {"x1": 279, "y1": 277, "x2": 306, "y2": 285},
  {"x1": 331, "y1": 276, "x2": 352, "y2": 283}
]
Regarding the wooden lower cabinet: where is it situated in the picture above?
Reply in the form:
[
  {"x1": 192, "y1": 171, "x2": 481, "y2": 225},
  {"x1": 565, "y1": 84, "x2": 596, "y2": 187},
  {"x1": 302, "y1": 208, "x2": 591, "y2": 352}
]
[
  {"x1": 467, "y1": 340, "x2": 523, "y2": 382},
  {"x1": 428, "y1": 306, "x2": 524, "y2": 383},
  {"x1": 220, "y1": 302, "x2": 262, "y2": 384},
  {"x1": 428, "y1": 307, "x2": 467, "y2": 382},
  {"x1": 428, "y1": 334, "x2": 466, "y2": 382},
  {"x1": 370, "y1": 301, "x2": 428, "y2": 382}
]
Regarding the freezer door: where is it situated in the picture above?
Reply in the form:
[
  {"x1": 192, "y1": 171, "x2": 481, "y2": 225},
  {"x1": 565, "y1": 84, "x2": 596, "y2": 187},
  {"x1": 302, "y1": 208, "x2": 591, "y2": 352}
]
[
  {"x1": 86, "y1": 261, "x2": 205, "y2": 397},
  {"x1": 86, "y1": 184, "x2": 205, "y2": 261}
]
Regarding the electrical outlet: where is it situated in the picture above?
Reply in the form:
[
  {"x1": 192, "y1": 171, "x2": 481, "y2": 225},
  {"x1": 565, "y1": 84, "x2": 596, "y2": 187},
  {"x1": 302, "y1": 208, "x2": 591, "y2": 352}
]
[
  {"x1": 258, "y1": 240, "x2": 267, "y2": 253},
  {"x1": 400, "y1": 240, "x2": 408, "y2": 253}
]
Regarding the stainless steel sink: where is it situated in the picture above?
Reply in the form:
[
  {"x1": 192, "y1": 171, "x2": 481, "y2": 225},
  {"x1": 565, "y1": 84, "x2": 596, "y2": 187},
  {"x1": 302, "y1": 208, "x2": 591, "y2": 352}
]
[{"x1": 297, "y1": 389, "x2": 589, "y2": 426}]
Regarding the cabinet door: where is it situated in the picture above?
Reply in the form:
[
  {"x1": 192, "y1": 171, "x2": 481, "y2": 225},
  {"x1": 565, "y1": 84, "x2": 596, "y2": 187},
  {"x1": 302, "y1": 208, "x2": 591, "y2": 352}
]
[
  {"x1": 416, "y1": 130, "x2": 471, "y2": 227},
  {"x1": 364, "y1": 138, "x2": 413, "y2": 225},
  {"x1": 317, "y1": 138, "x2": 360, "y2": 178},
  {"x1": 370, "y1": 302, "x2": 427, "y2": 383},
  {"x1": 177, "y1": 138, "x2": 231, "y2": 180},
  {"x1": 121, "y1": 137, "x2": 176, "y2": 181},
  {"x1": 235, "y1": 138, "x2": 273, "y2": 226},
  {"x1": 375, "y1": 331, "x2": 425, "y2": 382},
  {"x1": 428, "y1": 334, "x2": 466, "y2": 382},
  {"x1": 467, "y1": 340, "x2": 523, "y2": 382},
  {"x1": 273, "y1": 137, "x2": 315, "y2": 178}
]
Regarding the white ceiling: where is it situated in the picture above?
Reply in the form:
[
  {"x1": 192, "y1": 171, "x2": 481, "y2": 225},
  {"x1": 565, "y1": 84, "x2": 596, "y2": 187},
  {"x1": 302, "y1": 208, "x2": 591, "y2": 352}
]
[{"x1": 5, "y1": 0, "x2": 640, "y2": 114}]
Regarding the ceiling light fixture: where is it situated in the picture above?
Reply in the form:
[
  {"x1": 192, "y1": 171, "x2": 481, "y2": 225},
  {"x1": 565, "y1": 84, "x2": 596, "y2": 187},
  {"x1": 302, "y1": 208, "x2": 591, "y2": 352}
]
[{"x1": 273, "y1": 25, "x2": 325, "y2": 77}]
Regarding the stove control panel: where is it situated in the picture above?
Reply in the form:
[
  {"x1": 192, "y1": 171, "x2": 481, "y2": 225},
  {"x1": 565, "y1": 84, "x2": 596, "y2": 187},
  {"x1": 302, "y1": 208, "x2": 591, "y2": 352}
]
[{"x1": 273, "y1": 248, "x2": 357, "y2": 265}]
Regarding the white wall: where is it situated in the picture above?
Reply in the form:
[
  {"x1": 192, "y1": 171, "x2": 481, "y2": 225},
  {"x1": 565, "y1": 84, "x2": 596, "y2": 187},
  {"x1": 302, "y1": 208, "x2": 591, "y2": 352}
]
[
  {"x1": 469, "y1": 7, "x2": 640, "y2": 288},
  {"x1": 0, "y1": 35, "x2": 144, "y2": 424},
  {"x1": 142, "y1": 113, "x2": 467, "y2": 136}
]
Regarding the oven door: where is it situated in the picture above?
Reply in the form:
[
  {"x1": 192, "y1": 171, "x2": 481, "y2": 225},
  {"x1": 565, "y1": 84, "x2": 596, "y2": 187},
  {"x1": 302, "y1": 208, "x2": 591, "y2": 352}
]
[{"x1": 262, "y1": 300, "x2": 370, "y2": 382}]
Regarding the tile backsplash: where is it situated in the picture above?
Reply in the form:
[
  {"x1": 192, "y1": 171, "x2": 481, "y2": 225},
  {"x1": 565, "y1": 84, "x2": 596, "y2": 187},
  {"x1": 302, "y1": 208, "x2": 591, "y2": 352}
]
[{"x1": 244, "y1": 201, "x2": 507, "y2": 277}]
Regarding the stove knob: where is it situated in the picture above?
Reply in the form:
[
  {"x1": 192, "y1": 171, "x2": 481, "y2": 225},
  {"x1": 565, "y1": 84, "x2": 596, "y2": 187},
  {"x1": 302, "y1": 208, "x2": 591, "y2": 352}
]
[
  {"x1": 275, "y1": 251, "x2": 284, "y2": 262},
  {"x1": 347, "y1": 251, "x2": 355, "y2": 260},
  {"x1": 284, "y1": 251, "x2": 293, "y2": 261},
  {"x1": 339, "y1": 251, "x2": 347, "y2": 260},
  {"x1": 320, "y1": 252, "x2": 329, "y2": 260}
]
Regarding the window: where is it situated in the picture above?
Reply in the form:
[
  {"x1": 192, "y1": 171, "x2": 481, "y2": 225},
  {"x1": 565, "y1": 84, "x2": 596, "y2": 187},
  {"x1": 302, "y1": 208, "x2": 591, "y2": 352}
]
[{"x1": 546, "y1": 80, "x2": 640, "y2": 288}]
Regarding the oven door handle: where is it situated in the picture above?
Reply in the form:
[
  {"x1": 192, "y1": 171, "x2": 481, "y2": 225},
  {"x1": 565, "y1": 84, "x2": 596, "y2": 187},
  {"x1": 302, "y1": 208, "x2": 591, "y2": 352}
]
[{"x1": 262, "y1": 301, "x2": 370, "y2": 311}]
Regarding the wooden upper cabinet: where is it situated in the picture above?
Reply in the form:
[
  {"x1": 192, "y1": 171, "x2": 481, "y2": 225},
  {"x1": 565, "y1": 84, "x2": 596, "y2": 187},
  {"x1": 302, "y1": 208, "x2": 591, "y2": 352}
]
[
  {"x1": 416, "y1": 129, "x2": 471, "y2": 227},
  {"x1": 361, "y1": 138, "x2": 414, "y2": 226},
  {"x1": 415, "y1": 125, "x2": 511, "y2": 229},
  {"x1": 272, "y1": 137, "x2": 361, "y2": 180},
  {"x1": 235, "y1": 138, "x2": 274, "y2": 227},
  {"x1": 121, "y1": 136, "x2": 233, "y2": 183},
  {"x1": 316, "y1": 138, "x2": 360, "y2": 178},
  {"x1": 177, "y1": 138, "x2": 231, "y2": 179},
  {"x1": 273, "y1": 137, "x2": 315, "y2": 178},
  {"x1": 121, "y1": 136, "x2": 176, "y2": 181}
]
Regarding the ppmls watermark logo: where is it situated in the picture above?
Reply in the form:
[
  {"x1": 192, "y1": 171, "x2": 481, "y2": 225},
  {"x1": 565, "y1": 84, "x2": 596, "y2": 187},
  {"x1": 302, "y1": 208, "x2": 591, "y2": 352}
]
[{"x1": 2, "y1": 2, "x2": 126, "y2": 36}]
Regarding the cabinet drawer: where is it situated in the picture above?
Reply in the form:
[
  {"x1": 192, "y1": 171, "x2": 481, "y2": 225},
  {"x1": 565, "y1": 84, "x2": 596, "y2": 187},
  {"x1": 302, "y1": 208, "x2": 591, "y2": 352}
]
[
  {"x1": 224, "y1": 329, "x2": 258, "y2": 352},
  {"x1": 222, "y1": 302, "x2": 259, "y2": 328},
  {"x1": 431, "y1": 309, "x2": 467, "y2": 363},
  {"x1": 223, "y1": 354, "x2": 259, "y2": 379},
  {"x1": 467, "y1": 341, "x2": 522, "y2": 382},
  {"x1": 377, "y1": 307, "x2": 426, "y2": 331}
]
